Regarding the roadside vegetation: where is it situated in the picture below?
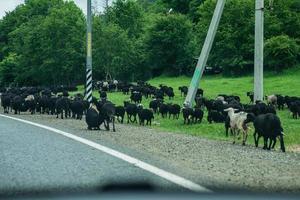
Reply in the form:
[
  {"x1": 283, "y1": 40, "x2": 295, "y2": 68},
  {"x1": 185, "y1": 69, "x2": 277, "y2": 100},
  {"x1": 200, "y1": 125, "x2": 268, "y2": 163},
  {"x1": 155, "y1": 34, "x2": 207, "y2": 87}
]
[{"x1": 0, "y1": 0, "x2": 299, "y2": 86}]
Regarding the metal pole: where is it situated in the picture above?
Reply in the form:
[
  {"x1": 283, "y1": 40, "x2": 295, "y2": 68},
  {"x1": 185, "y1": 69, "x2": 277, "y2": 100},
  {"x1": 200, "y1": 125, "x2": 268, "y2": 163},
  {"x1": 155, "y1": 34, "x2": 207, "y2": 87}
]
[
  {"x1": 85, "y1": 0, "x2": 93, "y2": 103},
  {"x1": 105, "y1": 0, "x2": 109, "y2": 9},
  {"x1": 184, "y1": 0, "x2": 226, "y2": 108},
  {"x1": 254, "y1": 0, "x2": 264, "y2": 102}
]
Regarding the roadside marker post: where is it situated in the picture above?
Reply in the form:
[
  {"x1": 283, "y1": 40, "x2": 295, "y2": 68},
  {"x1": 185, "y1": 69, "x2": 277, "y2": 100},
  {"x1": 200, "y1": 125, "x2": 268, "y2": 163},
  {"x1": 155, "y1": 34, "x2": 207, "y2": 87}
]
[{"x1": 85, "y1": 0, "x2": 93, "y2": 103}]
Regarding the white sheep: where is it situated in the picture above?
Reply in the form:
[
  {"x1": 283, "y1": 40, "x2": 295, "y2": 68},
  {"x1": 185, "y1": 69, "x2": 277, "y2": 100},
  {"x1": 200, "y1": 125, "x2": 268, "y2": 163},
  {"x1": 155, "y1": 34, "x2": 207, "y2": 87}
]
[
  {"x1": 224, "y1": 107, "x2": 249, "y2": 145},
  {"x1": 267, "y1": 94, "x2": 277, "y2": 106}
]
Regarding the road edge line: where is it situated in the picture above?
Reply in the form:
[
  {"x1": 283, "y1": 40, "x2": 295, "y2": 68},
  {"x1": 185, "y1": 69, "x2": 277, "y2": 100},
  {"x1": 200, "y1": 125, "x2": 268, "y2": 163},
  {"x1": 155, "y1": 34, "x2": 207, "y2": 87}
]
[{"x1": 0, "y1": 114, "x2": 212, "y2": 193}]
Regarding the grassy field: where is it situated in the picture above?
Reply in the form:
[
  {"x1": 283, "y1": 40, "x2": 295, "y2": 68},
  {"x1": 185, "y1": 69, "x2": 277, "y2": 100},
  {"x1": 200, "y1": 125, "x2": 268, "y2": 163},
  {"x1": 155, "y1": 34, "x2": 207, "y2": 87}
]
[{"x1": 74, "y1": 66, "x2": 300, "y2": 151}]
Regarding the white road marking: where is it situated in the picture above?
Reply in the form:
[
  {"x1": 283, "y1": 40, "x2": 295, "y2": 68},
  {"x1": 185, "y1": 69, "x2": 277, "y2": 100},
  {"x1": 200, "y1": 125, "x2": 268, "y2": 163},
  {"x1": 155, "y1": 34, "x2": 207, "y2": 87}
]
[{"x1": 0, "y1": 114, "x2": 212, "y2": 193}]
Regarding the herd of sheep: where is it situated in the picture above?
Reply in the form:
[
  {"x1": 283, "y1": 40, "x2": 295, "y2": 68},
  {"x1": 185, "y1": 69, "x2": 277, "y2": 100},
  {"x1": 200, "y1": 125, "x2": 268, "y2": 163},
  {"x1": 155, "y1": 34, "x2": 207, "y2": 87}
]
[{"x1": 1, "y1": 80, "x2": 300, "y2": 153}]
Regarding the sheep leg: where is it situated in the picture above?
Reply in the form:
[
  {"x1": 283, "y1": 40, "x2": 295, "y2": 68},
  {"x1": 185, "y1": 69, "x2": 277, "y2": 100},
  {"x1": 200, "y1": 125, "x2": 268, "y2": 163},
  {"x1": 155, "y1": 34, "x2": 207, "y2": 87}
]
[
  {"x1": 242, "y1": 132, "x2": 248, "y2": 146},
  {"x1": 263, "y1": 137, "x2": 268, "y2": 150},
  {"x1": 271, "y1": 138, "x2": 277, "y2": 149},
  {"x1": 127, "y1": 114, "x2": 130, "y2": 123},
  {"x1": 104, "y1": 120, "x2": 110, "y2": 131},
  {"x1": 112, "y1": 117, "x2": 116, "y2": 132},
  {"x1": 279, "y1": 135, "x2": 285, "y2": 152},
  {"x1": 268, "y1": 139, "x2": 273, "y2": 150},
  {"x1": 225, "y1": 125, "x2": 229, "y2": 137},
  {"x1": 232, "y1": 129, "x2": 236, "y2": 144},
  {"x1": 254, "y1": 132, "x2": 259, "y2": 147}
]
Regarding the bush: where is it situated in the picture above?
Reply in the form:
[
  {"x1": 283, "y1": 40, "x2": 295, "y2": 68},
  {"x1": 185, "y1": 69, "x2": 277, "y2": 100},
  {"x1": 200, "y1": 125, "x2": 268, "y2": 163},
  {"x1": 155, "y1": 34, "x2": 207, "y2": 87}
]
[{"x1": 265, "y1": 35, "x2": 299, "y2": 72}]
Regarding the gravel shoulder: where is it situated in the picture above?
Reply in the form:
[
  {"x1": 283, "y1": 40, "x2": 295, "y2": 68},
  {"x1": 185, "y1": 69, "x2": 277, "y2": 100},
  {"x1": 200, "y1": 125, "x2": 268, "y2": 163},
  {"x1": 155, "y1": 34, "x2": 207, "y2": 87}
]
[{"x1": 2, "y1": 112, "x2": 300, "y2": 193}]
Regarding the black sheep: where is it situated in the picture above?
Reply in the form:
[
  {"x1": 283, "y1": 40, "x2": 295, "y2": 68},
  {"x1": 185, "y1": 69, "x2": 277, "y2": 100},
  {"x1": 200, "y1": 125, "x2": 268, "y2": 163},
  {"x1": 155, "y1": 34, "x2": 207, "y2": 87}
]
[
  {"x1": 137, "y1": 105, "x2": 154, "y2": 126},
  {"x1": 12, "y1": 95, "x2": 25, "y2": 114},
  {"x1": 149, "y1": 99, "x2": 162, "y2": 114},
  {"x1": 182, "y1": 107, "x2": 193, "y2": 125},
  {"x1": 196, "y1": 88, "x2": 204, "y2": 97},
  {"x1": 159, "y1": 103, "x2": 168, "y2": 118},
  {"x1": 1, "y1": 93, "x2": 11, "y2": 113},
  {"x1": 168, "y1": 104, "x2": 181, "y2": 119},
  {"x1": 70, "y1": 98, "x2": 84, "y2": 120},
  {"x1": 86, "y1": 105, "x2": 101, "y2": 130},
  {"x1": 253, "y1": 113, "x2": 285, "y2": 152},
  {"x1": 192, "y1": 108, "x2": 204, "y2": 123},
  {"x1": 99, "y1": 91, "x2": 107, "y2": 101},
  {"x1": 124, "y1": 101, "x2": 138, "y2": 123},
  {"x1": 207, "y1": 110, "x2": 225, "y2": 123},
  {"x1": 165, "y1": 87, "x2": 174, "y2": 100},
  {"x1": 100, "y1": 102, "x2": 116, "y2": 132},
  {"x1": 115, "y1": 106, "x2": 125, "y2": 123},
  {"x1": 24, "y1": 95, "x2": 36, "y2": 114},
  {"x1": 130, "y1": 92, "x2": 142, "y2": 104},
  {"x1": 178, "y1": 86, "x2": 188, "y2": 97},
  {"x1": 246, "y1": 91, "x2": 254, "y2": 103},
  {"x1": 55, "y1": 97, "x2": 70, "y2": 119},
  {"x1": 276, "y1": 94, "x2": 285, "y2": 110},
  {"x1": 289, "y1": 101, "x2": 300, "y2": 119}
]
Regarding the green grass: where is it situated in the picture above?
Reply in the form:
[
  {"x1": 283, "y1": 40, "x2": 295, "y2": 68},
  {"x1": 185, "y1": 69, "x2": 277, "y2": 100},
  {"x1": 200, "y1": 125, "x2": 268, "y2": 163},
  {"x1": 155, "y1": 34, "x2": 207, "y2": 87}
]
[{"x1": 73, "y1": 66, "x2": 300, "y2": 151}]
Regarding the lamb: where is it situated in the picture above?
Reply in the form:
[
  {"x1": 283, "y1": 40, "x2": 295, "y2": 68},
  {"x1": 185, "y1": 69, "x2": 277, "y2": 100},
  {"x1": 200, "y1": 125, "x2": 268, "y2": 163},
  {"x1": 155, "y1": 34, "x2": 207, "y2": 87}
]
[
  {"x1": 224, "y1": 108, "x2": 249, "y2": 145},
  {"x1": 267, "y1": 94, "x2": 277, "y2": 106}
]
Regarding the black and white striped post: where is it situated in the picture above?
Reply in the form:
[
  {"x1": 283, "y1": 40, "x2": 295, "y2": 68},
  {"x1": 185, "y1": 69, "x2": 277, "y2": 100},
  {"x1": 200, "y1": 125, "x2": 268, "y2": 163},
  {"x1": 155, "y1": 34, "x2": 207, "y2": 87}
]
[{"x1": 85, "y1": 0, "x2": 93, "y2": 103}]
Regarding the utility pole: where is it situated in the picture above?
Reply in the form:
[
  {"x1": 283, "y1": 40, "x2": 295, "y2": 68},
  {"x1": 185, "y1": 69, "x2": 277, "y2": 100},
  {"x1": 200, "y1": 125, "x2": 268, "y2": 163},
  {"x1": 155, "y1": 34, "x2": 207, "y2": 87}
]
[
  {"x1": 105, "y1": 0, "x2": 109, "y2": 9},
  {"x1": 184, "y1": 0, "x2": 226, "y2": 108},
  {"x1": 85, "y1": 0, "x2": 93, "y2": 103},
  {"x1": 254, "y1": 0, "x2": 264, "y2": 102}
]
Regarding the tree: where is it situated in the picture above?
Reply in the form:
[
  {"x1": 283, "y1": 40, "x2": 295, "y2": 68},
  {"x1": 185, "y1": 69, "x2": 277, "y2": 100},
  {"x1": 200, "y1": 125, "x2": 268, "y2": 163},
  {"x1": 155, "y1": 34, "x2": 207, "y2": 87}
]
[
  {"x1": 195, "y1": 0, "x2": 255, "y2": 76},
  {"x1": 93, "y1": 21, "x2": 142, "y2": 81},
  {"x1": 0, "y1": 53, "x2": 20, "y2": 86},
  {"x1": 146, "y1": 14, "x2": 195, "y2": 76},
  {"x1": 1, "y1": 0, "x2": 85, "y2": 86},
  {"x1": 106, "y1": 0, "x2": 145, "y2": 38},
  {"x1": 265, "y1": 35, "x2": 299, "y2": 72}
]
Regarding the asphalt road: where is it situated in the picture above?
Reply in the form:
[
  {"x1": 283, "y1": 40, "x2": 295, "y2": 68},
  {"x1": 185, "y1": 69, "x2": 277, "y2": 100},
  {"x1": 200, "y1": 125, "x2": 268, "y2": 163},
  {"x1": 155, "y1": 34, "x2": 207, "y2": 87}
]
[
  {"x1": 0, "y1": 116, "x2": 186, "y2": 195},
  {"x1": 1, "y1": 112, "x2": 300, "y2": 196}
]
